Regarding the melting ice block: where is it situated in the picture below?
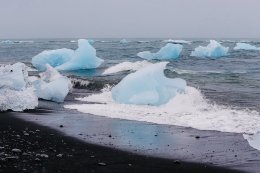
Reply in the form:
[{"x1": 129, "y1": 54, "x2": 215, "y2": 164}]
[
  {"x1": 234, "y1": 43, "x2": 260, "y2": 50},
  {"x1": 243, "y1": 133, "x2": 260, "y2": 150},
  {"x1": 32, "y1": 39, "x2": 104, "y2": 71},
  {"x1": 112, "y1": 62, "x2": 186, "y2": 105},
  {"x1": 33, "y1": 64, "x2": 72, "y2": 103},
  {"x1": 191, "y1": 40, "x2": 229, "y2": 58},
  {"x1": 0, "y1": 63, "x2": 38, "y2": 111},
  {"x1": 137, "y1": 43, "x2": 183, "y2": 60}
]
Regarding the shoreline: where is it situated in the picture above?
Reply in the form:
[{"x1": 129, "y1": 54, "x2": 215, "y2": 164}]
[{"x1": 1, "y1": 110, "x2": 258, "y2": 172}]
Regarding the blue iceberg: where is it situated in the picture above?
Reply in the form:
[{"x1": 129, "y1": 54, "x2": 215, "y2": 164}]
[
  {"x1": 32, "y1": 39, "x2": 104, "y2": 71},
  {"x1": 33, "y1": 64, "x2": 72, "y2": 103},
  {"x1": 112, "y1": 62, "x2": 186, "y2": 105},
  {"x1": 120, "y1": 39, "x2": 128, "y2": 44},
  {"x1": 0, "y1": 63, "x2": 38, "y2": 111},
  {"x1": 191, "y1": 40, "x2": 229, "y2": 58},
  {"x1": 234, "y1": 43, "x2": 260, "y2": 50},
  {"x1": 137, "y1": 43, "x2": 183, "y2": 60}
]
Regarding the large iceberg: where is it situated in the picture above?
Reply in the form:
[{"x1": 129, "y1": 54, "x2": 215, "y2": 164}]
[
  {"x1": 137, "y1": 43, "x2": 183, "y2": 60},
  {"x1": 0, "y1": 63, "x2": 38, "y2": 111},
  {"x1": 234, "y1": 43, "x2": 260, "y2": 50},
  {"x1": 112, "y1": 62, "x2": 186, "y2": 105},
  {"x1": 191, "y1": 40, "x2": 229, "y2": 58},
  {"x1": 33, "y1": 64, "x2": 72, "y2": 103},
  {"x1": 32, "y1": 39, "x2": 104, "y2": 71}
]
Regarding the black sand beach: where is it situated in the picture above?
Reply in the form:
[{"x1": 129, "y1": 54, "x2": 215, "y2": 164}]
[{"x1": 0, "y1": 112, "x2": 246, "y2": 173}]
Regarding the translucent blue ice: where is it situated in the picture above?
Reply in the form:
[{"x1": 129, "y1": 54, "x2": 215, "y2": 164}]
[
  {"x1": 191, "y1": 40, "x2": 229, "y2": 58},
  {"x1": 234, "y1": 43, "x2": 260, "y2": 50},
  {"x1": 32, "y1": 39, "x2": 104, "y2": 71},
  {"x1": 33, "y1": 64, "x2": 72, "y2": 103},
  {"x1": 112, "y1": 62, "x2": 186, "y2": 106},
  {"x1": 137, "y1": 43, "x2": 183, "y2": 60},
  {"x1": 120, "y1": 39, "x2": 128, "y2": 44}
]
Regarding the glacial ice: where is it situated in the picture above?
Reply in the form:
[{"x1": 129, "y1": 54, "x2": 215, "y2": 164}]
[
  {"x1": 102, "y1": 61, "x2": 152, "y2": 75},
  {"x1": 234, "y1": 43, "x2": 260, "y2": 50},
  {"x1": 163, "y1": 39, "x2": 191, "y2": 44},
  {"x1": 33, "y1": 64, "x2": 72, "y2": 103},
  {"x1": 137, "y1": 43, "x2": 183, "y2": 60},
  {"x1": 111, "y1": 62, "x2": 186, "y2": 105},
  {"x1": 243, "y1": 133, "x2": 260, "y2": 150},
  {"x1": 32, "y1": 39, "x2": 104, "y2": 71},
  {"x1": 120, "y1": 39, "x2": 128, "y2": 44},
  {"x1": 0, "y1": 63, "x2": 38, "y2": 111},
  {"x1": 191, "y1": 40, "x2": 229, "y2": 58}
]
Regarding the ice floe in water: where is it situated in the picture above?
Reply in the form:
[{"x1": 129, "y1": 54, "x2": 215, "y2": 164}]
[
  {"x1": 234, "y1": 43, "x2": 260, "y2": 50},
  {"x1": 0, "y1": 63, "x2": 38, "y2": 111},
  {"x1": 32, "y1": 39, "x2": 103, "y2": 71},
  {"x1": 191, "y1": 40, "x2": 229, "y2": 58},
  {"x1": 163, "y1": 39, "x2": 191, "y2": 44},
  {"x1": 32, "y1": 64, "x2": 72, "y2": 103},
  {"x1": 111, "y1": 62, "x2": 186, "y2": 105},
  {"x1": 120, "y1": 39, "x2": 129, "y2": 44},
  {"x1": 137, "y1": 43, "x2": 183, "y2": 60},
  {"x1": 102, "y1": 60, "x2": 152, "y2": 75},
  {"x1": 243, "y1": 133, "x2": 260, "y2": 150}
]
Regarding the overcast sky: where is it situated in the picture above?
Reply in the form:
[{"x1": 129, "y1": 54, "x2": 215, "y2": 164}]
[{"x1": 1, "y1": 0, "x2": 260, "y2": 39}]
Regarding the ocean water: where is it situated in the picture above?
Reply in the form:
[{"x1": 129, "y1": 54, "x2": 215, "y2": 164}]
[{"x1": 1, "y1": 38, "x2": 259, "y2": 111}]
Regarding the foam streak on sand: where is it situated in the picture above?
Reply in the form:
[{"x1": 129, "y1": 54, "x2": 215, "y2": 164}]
[{"x1": 66, "y1": 86, "x2": 260, "y2": 135}]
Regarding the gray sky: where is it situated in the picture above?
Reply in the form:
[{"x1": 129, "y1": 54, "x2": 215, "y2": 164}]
[{"x1": 1, "y1": 0, "x2": 260, "y2": 39}]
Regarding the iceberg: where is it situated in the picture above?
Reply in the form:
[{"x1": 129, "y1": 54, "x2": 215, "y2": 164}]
[
  {"x1": 102, "y1": 61, "x2": 152, "y2": 75},
  {"x1": 234, "y1": 43, "x2": 260, "y2": 50},
  {"x1": 137, "y1": 43, "x2": 183, "y2": 60},
  {"x1": 120, "y1": 39, "x2": 128, "y2": 44},
  {"x1": 111, "y1": 62, "x2": 186, "y2": 105},
  {"x1": 33, "y1": 64, "x2": 72, "y2": 103},
  {"x1": 32, "y1": 39, "x2": 104, "y2": 71},
  {"x1": 163, "y1": 39, "x2": 191, "y2": 44},
  {"x1": 0, "y1": 63, "x2": 38, "y2": 111},
  {"x1": 191, "y1": 40, "x2": 229, "y2": 58}
]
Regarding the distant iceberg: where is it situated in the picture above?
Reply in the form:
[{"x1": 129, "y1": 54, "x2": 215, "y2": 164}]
[
  {"x1": 163, "y1": 39, "x2": 191, "y2": 44},
  {"x1": 234, "y1": 43, "x2": 260, "y2": 50},
  {"x1": 137, "y1": 43, "x2": 183, "y2": 60},
  {"x1": 32, "y1": 39, "x2": 104, "y2": 71},
  {"x1": 32, "y1": 64, "x2": 72, "y2": 103},
  {"x1": 0, "y1": 63, "x2": 38, "y2": 111},
  {"x1": 191, "y1": 40, "x2": 229, "y2": 58},
  {"x1": 120, "y1": 39, "x2": 128, "y2": 44},
  {"x1": 112, "y1": 62, "x2": 186, "y2": 105},
  {"x1": 102, "y1": 61, "x2": 152, "y2": 75}
]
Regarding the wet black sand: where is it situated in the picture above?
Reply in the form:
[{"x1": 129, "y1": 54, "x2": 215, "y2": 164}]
[{"x1": 0, "y1": 112, "x2": 245, "y2": 173}]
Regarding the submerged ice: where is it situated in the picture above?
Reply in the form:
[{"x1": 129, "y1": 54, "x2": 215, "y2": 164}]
[
  {"x1": 32, "y1": 39, "x2": 104, "y2": 71},
  {"x1": 0, "y1": 63, "x2": 38, "y2": 111},
  {"x1": 32, "y1": 64, "x2": 71, "y2": 103},
  {"x1": 234, "y1": 43, "x2": 260, "y2": 50},
  {"x1": 137, "y1": 43, "x2": 183, "y2": 60},
  {"x1": 111, "y1": 62, "x2": 186, "y2": 105},
  {"x1": 191, "y1": 40, "x2": 229, "y2": 58}
]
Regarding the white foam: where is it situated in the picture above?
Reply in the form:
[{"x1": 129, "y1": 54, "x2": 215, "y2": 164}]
[
  {"x1": 102, "y1": 61, "x2": 152, "y2": 75},
  {"x1": 163, "y1": 39, "x2": 191, "y2": 44},
  {"x1": 243, "y1": 133, "x2": 260, "y2": 150},
  {"x1": 66, "y1": 86, "x2": 260, "y2": 134}
]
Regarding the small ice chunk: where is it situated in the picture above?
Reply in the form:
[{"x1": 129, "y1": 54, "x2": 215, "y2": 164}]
[
  {"x1": 234, "y1": 43, "x2": 260, "y2": 50},
  {"x1": 112, "y1": 62, "x2": 186, "y2": 105},
  {"x1": 33, "y1": 64, "x2": 72, "y2": 103},
  {"x1": 137, "y1": 43, "x2": 183, "y2": 60},
  {"x1": 163, "y1": 39, "x2": 191, "y2": 44},
  {"x1": 102, "y1": 61, "x2": 152, "y2": 75},
  {"x1": 32, "y1": 39, "x2": 103, "y2": 71},
  {"x1": 0, "y1": 63, "x2": 38, "y2": 111},
  {"x1": 120, "y1": 39, "x2": 128, "y2": 44},
  {"x1": 191, "y1": 40, "x2": 229, "y2": 58},
  {"x1": 243, "y1": 133, "x2": 260, "y2": 150}
]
